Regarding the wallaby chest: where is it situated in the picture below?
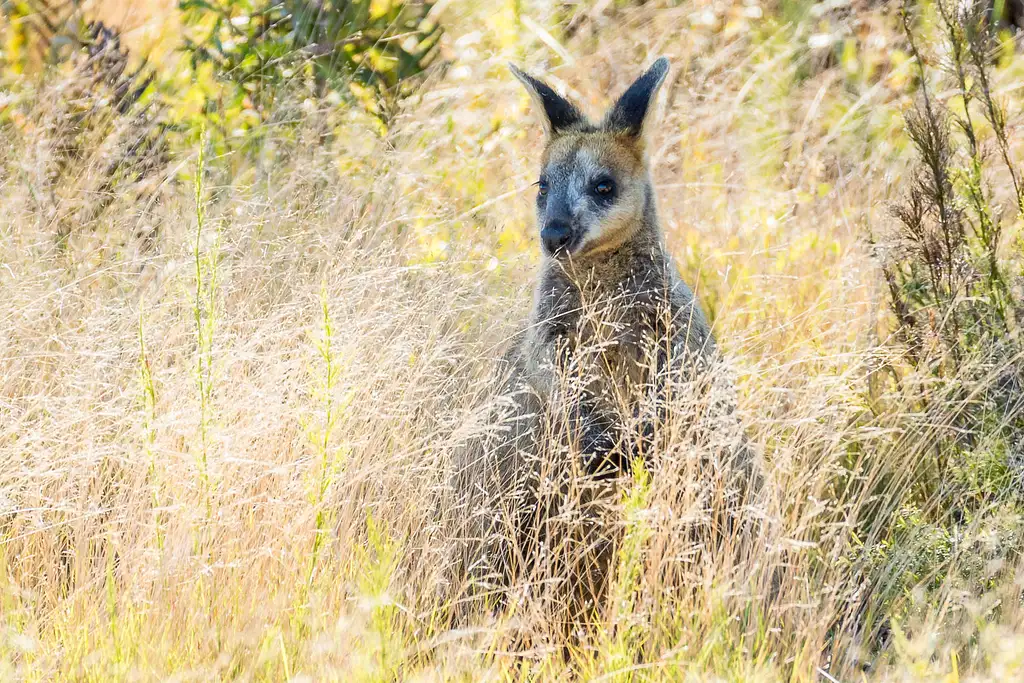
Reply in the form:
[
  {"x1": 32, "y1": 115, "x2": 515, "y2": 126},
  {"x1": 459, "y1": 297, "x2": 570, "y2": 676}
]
[{"x1": 525, "y1": 250, "x2": 674, "y2": 398}]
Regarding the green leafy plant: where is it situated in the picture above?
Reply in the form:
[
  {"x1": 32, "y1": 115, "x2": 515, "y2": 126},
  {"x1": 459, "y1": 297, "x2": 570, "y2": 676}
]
[
  {"x1": 179, "y1": 0, "x2": 443, "y2": 119},
  {"x1": 848, "y1": 0, "x2": 1024, "y2": 666},
  {"x1": 879, "y1": 0, "x2": 1023, "y2": 506}
]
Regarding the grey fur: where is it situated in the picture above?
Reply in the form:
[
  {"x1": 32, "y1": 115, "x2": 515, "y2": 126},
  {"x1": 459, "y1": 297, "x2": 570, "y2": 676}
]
[{"x1": 445, "y1": 60, "x2": 755, "y2": 623}]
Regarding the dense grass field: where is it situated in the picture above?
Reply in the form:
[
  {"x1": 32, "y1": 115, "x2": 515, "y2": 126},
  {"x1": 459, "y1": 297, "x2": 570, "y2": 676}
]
[{"x1": 1, "y1": 0, "x2": 1023, "y2": 679}]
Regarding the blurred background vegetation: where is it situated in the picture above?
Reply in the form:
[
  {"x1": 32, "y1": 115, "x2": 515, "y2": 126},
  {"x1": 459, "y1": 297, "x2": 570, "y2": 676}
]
[{"x1": 0, "y1": 0, "x2": 1022, "y2": 679}]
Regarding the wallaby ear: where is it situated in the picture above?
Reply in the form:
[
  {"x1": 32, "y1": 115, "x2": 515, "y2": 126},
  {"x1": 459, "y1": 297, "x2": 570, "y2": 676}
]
[
  {"x1": 603, "y1": 57, "x2": 670, "y2": 139},
  {"x1": 509, "y1": 63, "x2": 586, "y2": 136}
]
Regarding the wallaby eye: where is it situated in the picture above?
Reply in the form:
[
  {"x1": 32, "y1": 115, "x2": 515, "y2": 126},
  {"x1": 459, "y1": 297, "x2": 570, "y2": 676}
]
[
  {"x1": 594, "y1": 179, "x2": 615, "y2": 197},
  {"x1": 537, "y1": 179, "x2": 549, "y2": 197}
]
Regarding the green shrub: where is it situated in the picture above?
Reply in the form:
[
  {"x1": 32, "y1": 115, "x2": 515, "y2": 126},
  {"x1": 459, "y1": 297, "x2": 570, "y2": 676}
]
[
  {"x1": 853, "y1": 0, "x2": 1024, "y2": 663},
  {"x1": 179, "y1": 0, "x2": 443, "y2": 119},
  {"x1": 879, "y1": 0, "x2": 1023, "y2": 507}
]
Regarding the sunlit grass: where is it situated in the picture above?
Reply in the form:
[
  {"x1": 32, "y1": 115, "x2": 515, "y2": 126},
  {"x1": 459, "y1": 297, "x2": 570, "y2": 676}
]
[{"x1": 0, "y1": 0, "x2": 1022, "y2": 680}]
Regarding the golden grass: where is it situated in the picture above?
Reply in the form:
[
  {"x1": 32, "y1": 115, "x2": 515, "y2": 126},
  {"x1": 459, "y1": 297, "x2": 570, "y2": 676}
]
[{"x1": 1, "y1": 0, "x2": 1023, "y2": 680}]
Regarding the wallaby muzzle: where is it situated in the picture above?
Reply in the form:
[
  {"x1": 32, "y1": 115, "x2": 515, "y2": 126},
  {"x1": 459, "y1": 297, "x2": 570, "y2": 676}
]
[
  {"x1": 541, "y1": 220, "x2": 574, "y2": 255},
  {"x1": 541, "y1": 191, "x2": 577, "y2": 255}
]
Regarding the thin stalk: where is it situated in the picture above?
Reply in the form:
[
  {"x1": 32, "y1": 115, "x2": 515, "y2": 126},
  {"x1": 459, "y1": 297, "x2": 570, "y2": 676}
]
[
  {"x1": 138, "y1": 303, "x2": 163, "y2": 550},
  {"x1": 192, "y1": 134, "x2": 216, "y2": 516}
]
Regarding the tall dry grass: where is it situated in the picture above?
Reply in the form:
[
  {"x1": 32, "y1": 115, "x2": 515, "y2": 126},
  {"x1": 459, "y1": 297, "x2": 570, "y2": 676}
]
[{"x1": 1, "y1": 0, "x2": 1022, "y2": 680}]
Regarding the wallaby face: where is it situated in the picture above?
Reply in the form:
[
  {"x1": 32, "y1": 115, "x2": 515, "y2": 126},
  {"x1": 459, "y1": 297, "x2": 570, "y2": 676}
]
[{"x1": 510, "y1": 58, "x2": 669, "y2": 259}]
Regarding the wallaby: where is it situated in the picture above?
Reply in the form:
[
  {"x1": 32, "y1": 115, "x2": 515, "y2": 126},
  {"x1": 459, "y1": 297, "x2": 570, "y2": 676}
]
[{"x1": 447, "y1": 58, "x2": 754, "y2": 629}]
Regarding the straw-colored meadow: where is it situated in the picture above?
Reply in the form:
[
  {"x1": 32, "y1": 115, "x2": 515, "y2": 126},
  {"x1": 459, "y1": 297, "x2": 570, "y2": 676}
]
[{"x1": 1, "y1": 0, "x2": 1022, "y2": 680}]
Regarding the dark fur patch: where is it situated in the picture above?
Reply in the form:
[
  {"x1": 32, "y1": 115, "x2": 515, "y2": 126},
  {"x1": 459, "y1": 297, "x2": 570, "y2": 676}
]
[
  {"x1": 603, "y1": 57, "x2": 669, "y2": 137},
  {"x1": 509, "y1": 64, "x2": 586, "y2": 134}
]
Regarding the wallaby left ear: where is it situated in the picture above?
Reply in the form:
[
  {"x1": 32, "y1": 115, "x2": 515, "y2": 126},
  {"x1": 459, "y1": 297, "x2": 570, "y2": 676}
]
[
  {"x1": 603, "y1": 57, "x2": 670, "y2": 139},
  {"x1": 509, "y1": 63, "x2": 586, "y2": 137}
]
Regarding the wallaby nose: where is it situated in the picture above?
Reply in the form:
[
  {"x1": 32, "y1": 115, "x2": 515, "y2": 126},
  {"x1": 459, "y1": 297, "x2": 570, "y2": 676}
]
[{"x1": 541, "y1": 220, "x2": 573, "y2": 255}]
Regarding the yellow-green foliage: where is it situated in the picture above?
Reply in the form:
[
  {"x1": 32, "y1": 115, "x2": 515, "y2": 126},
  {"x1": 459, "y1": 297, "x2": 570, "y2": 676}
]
[{"x1": 0, "y1": 1, "x2": 1022, "y2": 681}]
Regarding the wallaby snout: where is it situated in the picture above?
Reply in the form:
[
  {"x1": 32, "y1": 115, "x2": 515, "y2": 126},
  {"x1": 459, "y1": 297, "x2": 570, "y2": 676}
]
[{"x1": 540, "y1": 218, "x2": 574, "y2": 255}]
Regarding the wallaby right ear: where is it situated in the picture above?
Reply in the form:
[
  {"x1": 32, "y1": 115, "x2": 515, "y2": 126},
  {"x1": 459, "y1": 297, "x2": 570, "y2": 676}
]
[
  {"x1": 603, "y1": 57, "x2": 669, "y2": 140},
  {"x1": 509, "y1": 64, "x2": 586, "y2": 136}
]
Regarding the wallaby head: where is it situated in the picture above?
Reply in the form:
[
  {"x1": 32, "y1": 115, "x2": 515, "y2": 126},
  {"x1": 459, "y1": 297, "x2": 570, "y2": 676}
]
[{"x1": 509, "y1": 58, "x2": 669, "y2": 260}]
